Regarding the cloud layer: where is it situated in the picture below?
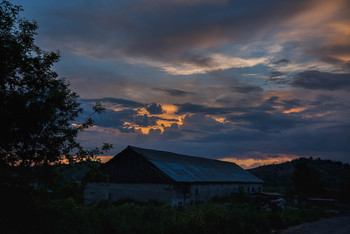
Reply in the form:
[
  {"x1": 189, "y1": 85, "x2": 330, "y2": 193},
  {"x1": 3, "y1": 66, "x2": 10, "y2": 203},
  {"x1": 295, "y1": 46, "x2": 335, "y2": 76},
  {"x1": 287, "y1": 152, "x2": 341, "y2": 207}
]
[{"x1": 15, "y1": 0, "x2": 350, "y2": 165}]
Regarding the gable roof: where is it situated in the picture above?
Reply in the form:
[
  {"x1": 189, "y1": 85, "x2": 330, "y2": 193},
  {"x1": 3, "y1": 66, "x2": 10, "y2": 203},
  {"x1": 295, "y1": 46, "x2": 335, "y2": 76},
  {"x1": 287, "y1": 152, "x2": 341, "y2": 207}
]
[{"x1": 127, "y1": 146, "x2": 263, "y2": 183}]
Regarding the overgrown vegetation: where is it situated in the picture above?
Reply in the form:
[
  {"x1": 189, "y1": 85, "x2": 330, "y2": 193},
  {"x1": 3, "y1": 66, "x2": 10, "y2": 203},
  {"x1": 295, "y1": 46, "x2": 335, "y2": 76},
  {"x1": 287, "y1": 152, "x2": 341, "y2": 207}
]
[{"x1": 1, "y1": 188, "x2": 332, "y2": 234}]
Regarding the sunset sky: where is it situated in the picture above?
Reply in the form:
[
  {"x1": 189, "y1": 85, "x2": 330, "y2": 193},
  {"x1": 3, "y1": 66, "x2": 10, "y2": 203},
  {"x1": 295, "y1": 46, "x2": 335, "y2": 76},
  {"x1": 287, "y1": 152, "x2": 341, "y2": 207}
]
[{"x1": 13, "y1": 0, "x2": 350, "y2": 168}]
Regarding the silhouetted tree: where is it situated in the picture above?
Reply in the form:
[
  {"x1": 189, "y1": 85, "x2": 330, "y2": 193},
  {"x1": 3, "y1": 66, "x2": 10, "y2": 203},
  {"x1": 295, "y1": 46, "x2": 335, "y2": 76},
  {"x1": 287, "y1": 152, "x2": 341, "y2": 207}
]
[
  {"x1": 293, "y1": 162, "x2": 324, "y2": 197},
  {"x1": 0, "y1": 1, "x2": 111, "y2": 187},
  {"x1": 338, "y1": 178, "x2": 350, "y2": 203}
]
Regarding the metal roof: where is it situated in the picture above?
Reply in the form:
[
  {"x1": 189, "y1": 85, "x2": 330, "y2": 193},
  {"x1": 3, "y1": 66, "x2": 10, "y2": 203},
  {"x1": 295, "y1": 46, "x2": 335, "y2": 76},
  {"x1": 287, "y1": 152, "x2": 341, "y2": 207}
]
[{"x1": 128, "y1": 146, "x2": 263, "y2": 183}]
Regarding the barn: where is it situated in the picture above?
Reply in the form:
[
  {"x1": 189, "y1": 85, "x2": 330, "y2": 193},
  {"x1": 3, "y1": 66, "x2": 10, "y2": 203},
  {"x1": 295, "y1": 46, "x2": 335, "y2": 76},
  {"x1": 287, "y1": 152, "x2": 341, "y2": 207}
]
[{"x1": 84, "y1": 146, "x2": 263, "y2": 205}]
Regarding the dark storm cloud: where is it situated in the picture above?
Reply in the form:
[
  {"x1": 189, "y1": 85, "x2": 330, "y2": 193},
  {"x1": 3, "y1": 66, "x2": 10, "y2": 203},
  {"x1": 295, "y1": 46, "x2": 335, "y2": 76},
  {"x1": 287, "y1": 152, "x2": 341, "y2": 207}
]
[
  {"x1": 82, "y1": 97, "x2": 145, "y2": 108},
  {"x1": 228, "y1": 111, "x2": 309, "y2": 133},
  {"x1": 184, "y1": 123, "x2": 350, "y2": 158},
  {"x1": 175, "y1": 103, "x2": 247, "y2": 115},
  {"x1": 83, "y1": 95, "x2": 325, "y2": 139},
  {"x1": 182, "y1": 52, "x2": 214, "y2": 67},
  {"x1": 343, "y1": 63, "x2": 350, "y2": 73},
  {"x1": 312, "y1": 43, "x2": 350, "y2": 68},
  {"x1": 320, "y1": 45, "x2": 350, "y2": 56},
  {"x1": 269, "y1": 71, "x2": 283, "y2": 78},
  {"x1": 119, "y1": 0, "x2": 310, "y2": 59},
  {"x1": 80, "y1": 107, "x2": 138, "y2": 133},
  {"x1": 286, "y1": 124, "x2": 350, "y2": 152},
  {"x1": 310, "y1": 94, "x2": 336, "y2": 106},
  {"x1": 34, "y1": 0, "x2": 312, "y2": 62},
  {"x1": 78, "y1": 92, "x2": 350, "y2": 161},
  {"x1": 174, "y1": 95, "x2": 317, "y2": 137},
  {"x1": 79, "y1": 99, "x2": 175, "y2": 132},
  {"x1": 308, "y1": 94, "x2": 350, "y2": 110},
  {"x1": 172, "y1": 97, "x2": 350, "y2": 156},
  {"x1": 180, "y1": 114, "x2": 228, "y2": 133},
  {"x1": 271, "y1": 59, "x2": 290, "y2": 65},
  {"x1": 188, "y1": 129, "x2": 264, "y2": 143},
  {"x1": 133, "y1": 114, "x2": 159, "y2": 127},
  {"x1": 175, "y1": 96, "x2": 279, "y2": 115},
  {"x1": 292, "y1": 70, "x2": 350, "y2": 90},
  {"x1": 266, "y1": 71, "x2": 289, "y2": 84},
  {"x1": 146, "y1": 103, "x2": 164, "y2": 115},
  {"x1": 231, "y1": 84, "x2": 263, "y2": 94},
  {"x1": 152, "y1": 87, "x2": 195, "y2": 97},
  {"x1": 280, "y1": 99, "x2": 303, "y2": 109},
  {"x1": 257, "y1": 96, "x2": 279, "y2": 111},
  {"x1": 318, "y1": 55, "x2": 344, "y2": 66}
]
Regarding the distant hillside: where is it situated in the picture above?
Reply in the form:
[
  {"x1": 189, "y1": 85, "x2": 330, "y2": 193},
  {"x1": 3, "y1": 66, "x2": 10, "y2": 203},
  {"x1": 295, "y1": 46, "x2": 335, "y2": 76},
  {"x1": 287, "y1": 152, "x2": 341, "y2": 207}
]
[
  {"x1": 56, "y1": 161, "x2": 102, "y2": 182},
  {"x1": 248, "y1": 157, "x2": 350, "y2": 189}
]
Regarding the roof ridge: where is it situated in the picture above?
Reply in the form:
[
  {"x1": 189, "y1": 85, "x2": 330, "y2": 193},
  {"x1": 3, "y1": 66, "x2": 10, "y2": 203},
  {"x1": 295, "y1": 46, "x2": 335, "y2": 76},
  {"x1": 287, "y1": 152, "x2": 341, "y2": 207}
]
[
  {"x1": 127, "y1": 145, "x2": 263, "y2": 183},
  {"x1": 127, "y1": 145, "x2": 240, "y2": 166}
]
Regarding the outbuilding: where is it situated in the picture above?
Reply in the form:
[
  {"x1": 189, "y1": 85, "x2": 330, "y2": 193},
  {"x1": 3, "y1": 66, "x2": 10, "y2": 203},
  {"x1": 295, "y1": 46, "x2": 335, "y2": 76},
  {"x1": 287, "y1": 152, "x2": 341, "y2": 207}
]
[{"x1": 84, "y1": 146, "x2": 263, "y2": 205}]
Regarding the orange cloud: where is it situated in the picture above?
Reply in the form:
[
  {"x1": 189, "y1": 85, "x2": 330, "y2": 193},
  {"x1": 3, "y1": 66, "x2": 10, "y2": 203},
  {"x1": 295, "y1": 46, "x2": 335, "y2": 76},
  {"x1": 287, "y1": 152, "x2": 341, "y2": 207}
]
[
  {"x1": 283, "y1": 107, "x2": 306, "y2": 114},
  {"x1": 122, "y1": 104, "x2": 186, "y2": 134},
  {"x1": 213, "y1": 117, "x2": 227, "y2": 123},
  {"x1": 220, "y1": 152, "x2": 300, "y2": 169}
]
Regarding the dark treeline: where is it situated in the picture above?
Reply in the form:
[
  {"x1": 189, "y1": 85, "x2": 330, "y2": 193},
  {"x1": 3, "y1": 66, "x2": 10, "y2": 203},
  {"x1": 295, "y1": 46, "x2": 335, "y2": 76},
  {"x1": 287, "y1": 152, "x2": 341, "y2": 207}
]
[{"x1": 249, "y1": 157, "x2": 350, "y2": 202}]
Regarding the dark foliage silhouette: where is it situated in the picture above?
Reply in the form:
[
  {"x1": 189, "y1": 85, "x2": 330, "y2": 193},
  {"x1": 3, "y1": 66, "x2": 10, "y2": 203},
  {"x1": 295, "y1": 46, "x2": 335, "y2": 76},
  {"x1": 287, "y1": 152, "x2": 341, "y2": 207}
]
[{"x1": 0, "y1": 0, "x2": 111, "y2": 187}]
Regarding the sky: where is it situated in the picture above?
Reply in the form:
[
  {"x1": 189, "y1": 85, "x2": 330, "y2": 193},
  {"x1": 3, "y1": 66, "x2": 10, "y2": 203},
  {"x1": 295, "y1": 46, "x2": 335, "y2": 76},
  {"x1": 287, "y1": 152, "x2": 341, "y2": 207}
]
[{"x1": 12, "y1": 0, "x2": 350, "y2": 168}]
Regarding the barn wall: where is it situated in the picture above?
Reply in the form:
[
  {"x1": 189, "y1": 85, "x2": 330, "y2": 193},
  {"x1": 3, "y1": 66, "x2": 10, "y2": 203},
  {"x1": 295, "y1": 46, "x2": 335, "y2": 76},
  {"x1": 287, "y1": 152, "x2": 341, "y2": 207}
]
[
  {"x1": 84, "y1": 183, "x2": 176, "y2": 205},
  {"x1": 184, "y1": 183, "x2": 263, "y2": 205},
  {"x1": 85, "y1": 182, "x2": 263, "y2": 206}
]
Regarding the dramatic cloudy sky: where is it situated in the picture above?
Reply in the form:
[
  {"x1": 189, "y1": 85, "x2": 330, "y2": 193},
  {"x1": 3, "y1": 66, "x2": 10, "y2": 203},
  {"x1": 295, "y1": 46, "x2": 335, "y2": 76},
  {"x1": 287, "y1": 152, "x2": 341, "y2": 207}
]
[{"x1": 14, "y1": 0, "x2": 350, "y2": 167}]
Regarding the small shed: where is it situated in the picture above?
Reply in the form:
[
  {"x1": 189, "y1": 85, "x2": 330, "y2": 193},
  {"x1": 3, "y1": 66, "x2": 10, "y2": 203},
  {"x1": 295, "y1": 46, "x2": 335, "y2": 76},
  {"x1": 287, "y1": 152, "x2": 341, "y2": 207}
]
[{"x1": 84, "y1": 146, "x2": 263, "y2": 205}]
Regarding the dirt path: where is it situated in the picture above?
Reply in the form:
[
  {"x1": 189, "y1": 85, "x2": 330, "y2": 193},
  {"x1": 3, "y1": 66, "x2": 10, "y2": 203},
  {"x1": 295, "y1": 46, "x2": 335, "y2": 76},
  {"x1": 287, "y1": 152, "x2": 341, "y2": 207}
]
[{"x1": 280, "y1": 211, "x2": 350, "y2": 234}]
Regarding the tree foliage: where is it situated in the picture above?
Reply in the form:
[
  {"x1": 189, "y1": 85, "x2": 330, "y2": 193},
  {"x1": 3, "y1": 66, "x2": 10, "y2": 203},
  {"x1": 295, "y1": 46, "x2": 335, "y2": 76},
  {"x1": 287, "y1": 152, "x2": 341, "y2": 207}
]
[
  {"x1": 293, "y1": 162, "x2": 324, "y2": 197},
  {"x1": 0, "y1": 1, "x2": 111, "y2": 185}
]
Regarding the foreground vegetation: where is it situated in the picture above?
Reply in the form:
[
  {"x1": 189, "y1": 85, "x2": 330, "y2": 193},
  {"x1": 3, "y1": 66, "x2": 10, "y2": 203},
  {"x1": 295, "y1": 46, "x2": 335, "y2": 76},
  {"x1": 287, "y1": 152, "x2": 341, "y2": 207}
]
[
  {"x1": 2, "y1": 186, "x2": 334, "y2": 234},
  {"x1": 3, "y1": 157, "x2": 348, "y2": 234}
]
